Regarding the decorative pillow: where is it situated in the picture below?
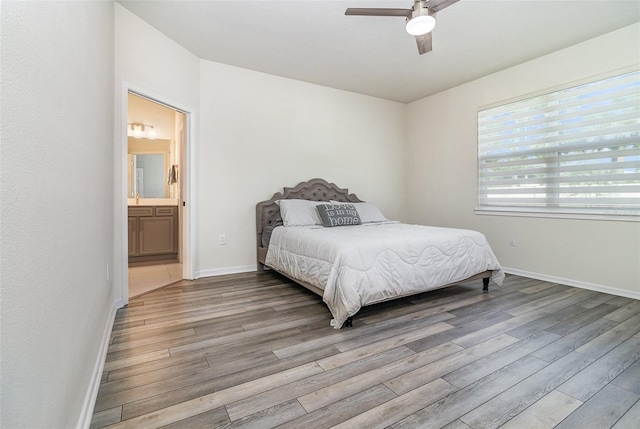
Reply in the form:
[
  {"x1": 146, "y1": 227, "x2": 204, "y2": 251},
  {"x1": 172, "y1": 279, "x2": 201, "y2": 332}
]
[
  {"x1": 316, "y1": 203, "x2": 361, "y2": 227},
  {"x1": 330, "y1": 201, "x2": 389, "y2": 223},
  {"x1": 277, "y1": 199, "x2": 325, "y2": 227}
]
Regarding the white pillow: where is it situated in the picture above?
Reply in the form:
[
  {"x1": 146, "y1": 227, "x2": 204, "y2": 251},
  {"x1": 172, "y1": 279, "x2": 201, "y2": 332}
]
[
  {"x1": 330, "y1": 201, "x2": 389, "y2": 223},
  {"x1": 277, "y1": 199, "x2": 325, "y2": 227}
]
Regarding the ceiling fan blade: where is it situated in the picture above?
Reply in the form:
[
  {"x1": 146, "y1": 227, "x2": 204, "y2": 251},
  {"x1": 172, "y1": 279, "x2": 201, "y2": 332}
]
[
  {"x1": 415, "y1": 9, "x2": 436, "y2": 55},
  {"x1": 345, "y1": 8, "x2": 411, "y2": 17},
  {"x1": 425, "y1": 0, "x2": 459, "y2": 13},
  {"x1": 416, "y1": 32, "x2": 432, "y2": 55}
]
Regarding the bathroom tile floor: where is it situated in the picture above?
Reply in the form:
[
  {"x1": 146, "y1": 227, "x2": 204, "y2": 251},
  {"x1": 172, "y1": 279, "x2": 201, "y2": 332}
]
[{"x1": 128, "y1": 263, "x2": 182, "y2": 298}]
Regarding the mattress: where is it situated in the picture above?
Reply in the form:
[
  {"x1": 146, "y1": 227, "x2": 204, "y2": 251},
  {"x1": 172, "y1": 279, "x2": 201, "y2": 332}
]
[{"x1": 265, "y1": 222, "x2": 505, "y2": 328}]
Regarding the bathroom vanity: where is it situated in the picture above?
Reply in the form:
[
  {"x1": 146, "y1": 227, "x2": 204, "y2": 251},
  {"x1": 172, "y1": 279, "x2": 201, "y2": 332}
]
[
  {"x1": 128, "y1": 204, "x2": 178, "y2": 264},
  {"x1": 126, "y1": 136, "x2": 181, "y2": 265}
]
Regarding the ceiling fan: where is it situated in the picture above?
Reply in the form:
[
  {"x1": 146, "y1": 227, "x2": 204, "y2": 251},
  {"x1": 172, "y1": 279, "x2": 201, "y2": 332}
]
[{"x1": 345, "y1": 0, "x2": 459, "y2": 55}]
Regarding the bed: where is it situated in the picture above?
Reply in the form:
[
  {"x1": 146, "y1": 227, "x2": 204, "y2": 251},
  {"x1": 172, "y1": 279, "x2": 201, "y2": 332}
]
[{"x1": 256, "y1": 178, "x2": 504, "y2": 328}]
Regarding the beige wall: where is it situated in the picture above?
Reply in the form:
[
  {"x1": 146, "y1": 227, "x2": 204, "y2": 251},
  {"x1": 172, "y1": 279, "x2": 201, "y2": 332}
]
[
  {"x1": 405, "y1": 23, "x2": 640, "y2": 297},
  {"x1": 1, "y1": 2, "x2": 115, "y2": 427},
  {"x1": 127, "y1": 93, "x2": 176, "y2": 140},
  {"x1": 197, "y1": 61, "x2": 406, "y2": 275}
]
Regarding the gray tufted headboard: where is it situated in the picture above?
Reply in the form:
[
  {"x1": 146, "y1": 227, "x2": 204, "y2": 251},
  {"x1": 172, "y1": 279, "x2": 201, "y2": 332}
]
[{"x1": 256, "y1": 178, "x2": 363, "y2": 269}]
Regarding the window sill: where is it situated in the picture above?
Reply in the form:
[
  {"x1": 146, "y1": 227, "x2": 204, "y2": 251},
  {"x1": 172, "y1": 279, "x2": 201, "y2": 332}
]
[{"x1": 474, "y1": 209, "x2": 640, "y2": 222}]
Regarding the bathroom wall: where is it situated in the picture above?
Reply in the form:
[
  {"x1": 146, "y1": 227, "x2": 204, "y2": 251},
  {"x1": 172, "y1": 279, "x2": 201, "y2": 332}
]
[
  {"x1": 127, "y1": 94, "x2": 180, "y2": 203},
  {"x1": 127, "y1": 92, "x2": 175, "y2": 139}
]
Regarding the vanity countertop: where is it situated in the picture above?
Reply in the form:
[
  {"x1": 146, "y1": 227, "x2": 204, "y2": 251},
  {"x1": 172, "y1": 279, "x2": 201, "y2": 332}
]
[{"x1": 127, "y1": 198, "x2": 179, "y2": 206}]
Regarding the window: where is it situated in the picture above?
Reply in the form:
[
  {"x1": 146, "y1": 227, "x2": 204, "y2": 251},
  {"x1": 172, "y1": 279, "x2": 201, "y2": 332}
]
[{"x1": 477, "y1": 69, "x2": 640, "y2": 220}]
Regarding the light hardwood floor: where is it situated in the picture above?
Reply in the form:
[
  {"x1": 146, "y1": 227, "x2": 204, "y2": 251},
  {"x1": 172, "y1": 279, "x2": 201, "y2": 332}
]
[
  {"x1": 91, "y1": 272, "x2": 640, "y2": 429},
  {"x1": 128, "y1": 263, "x2": 183, "y2": 298}
]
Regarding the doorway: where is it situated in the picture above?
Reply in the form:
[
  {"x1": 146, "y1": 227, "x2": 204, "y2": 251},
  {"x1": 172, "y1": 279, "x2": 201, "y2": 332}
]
[{"x1": 124, "y1": 90, "x2": 193, "y2": 298}]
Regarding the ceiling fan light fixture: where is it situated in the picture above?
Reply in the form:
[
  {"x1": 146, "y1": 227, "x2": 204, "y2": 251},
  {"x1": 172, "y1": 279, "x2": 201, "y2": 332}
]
[{"x1": 406, "y1": 10, "x2": 436, "y2": 36}]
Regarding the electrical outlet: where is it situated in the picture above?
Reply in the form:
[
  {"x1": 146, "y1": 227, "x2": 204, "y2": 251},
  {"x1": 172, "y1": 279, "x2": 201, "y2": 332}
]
[
  {"x1": 219, "y1": 234, "x2": 226, "y2": 245},
  {"x1": 509, "y1": 236, "x2": 516, "y2": 246}
]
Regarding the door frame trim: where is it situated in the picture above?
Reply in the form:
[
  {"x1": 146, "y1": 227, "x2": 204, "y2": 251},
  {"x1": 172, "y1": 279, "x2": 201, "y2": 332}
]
[{"x1": 118, "y1": 82, "x2": 196, "y2": 305}]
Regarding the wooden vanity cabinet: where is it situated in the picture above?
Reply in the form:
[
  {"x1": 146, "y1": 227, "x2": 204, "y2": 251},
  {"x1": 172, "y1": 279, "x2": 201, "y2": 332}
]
[{"x1": 128, "y1": 206, "x2": 178, "y2": 263}]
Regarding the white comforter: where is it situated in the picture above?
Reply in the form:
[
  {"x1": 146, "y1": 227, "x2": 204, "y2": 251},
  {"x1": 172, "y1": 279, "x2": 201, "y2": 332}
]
[{"x1": 265, "y1": 222, "x2": 504, "y2": 328}]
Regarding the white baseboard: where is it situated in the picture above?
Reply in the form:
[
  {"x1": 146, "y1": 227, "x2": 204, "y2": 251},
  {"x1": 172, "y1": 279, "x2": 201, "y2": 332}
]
[
  {"x1": 503, "y1": 267, "x2": 640, "y2": 300},
  {"x1": 195, "y1": 265, "x2": 256, "y2": 279},
  {"x1": 76, "y1": 297, "x2": 122, "y2": 429}
]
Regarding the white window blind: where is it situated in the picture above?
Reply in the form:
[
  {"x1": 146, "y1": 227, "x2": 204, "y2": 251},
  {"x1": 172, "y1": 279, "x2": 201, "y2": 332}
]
[{"x1": 478, "y1": 69, "x2": 640, "y2": 219}]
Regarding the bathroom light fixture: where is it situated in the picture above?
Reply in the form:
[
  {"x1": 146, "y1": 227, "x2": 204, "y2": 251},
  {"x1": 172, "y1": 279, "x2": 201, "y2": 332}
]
[
  {"x1": 128, "y1": 122, "x2": 156, "y2": 139},
  {"x1": 406, "y1": 5, "x2": 436, "y2": 36}
]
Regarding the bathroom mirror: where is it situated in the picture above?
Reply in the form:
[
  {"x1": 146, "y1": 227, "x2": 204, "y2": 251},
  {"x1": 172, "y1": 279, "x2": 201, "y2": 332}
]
[
  {"x1": 129, "y1": 154, "x2": 167, "y2": 198},
  {"x1": 127, "y1": 138, "x2": 172, "y2": 199}
]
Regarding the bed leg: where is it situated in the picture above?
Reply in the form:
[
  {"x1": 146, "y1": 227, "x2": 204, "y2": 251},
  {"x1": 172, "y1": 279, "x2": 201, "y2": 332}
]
[
  {"x1": 345, "y1": 317, "x2": 353, "y2": 328},
  {"x1": 482, "y1": 277, "x2": 490, "y2": 292}
]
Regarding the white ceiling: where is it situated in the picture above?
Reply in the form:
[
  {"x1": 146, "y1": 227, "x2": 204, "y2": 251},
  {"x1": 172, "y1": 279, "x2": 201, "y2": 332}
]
[{"x1": 117, "y1": 0, "x2": 640, "y2": 103}]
